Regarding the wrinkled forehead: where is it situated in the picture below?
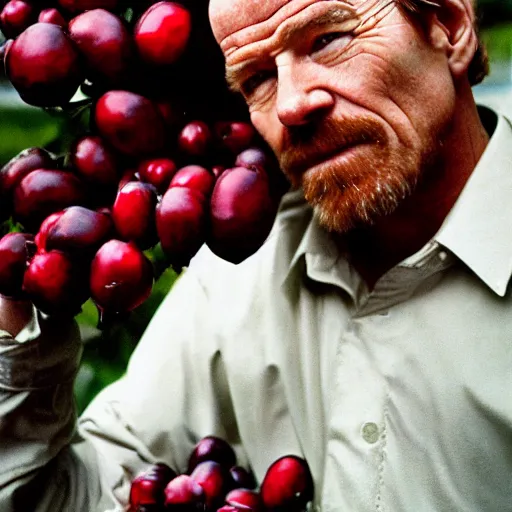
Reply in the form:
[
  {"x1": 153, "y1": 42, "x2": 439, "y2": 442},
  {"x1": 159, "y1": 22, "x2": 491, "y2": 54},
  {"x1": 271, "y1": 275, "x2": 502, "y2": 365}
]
[{"x1": 209, "y1": 0, "x2": 377, "y2": 50}]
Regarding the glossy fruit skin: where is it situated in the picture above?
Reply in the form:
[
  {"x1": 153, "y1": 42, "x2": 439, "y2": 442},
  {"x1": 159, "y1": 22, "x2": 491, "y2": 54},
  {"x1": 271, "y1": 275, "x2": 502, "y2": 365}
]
[
  {"x1": 13, "y1": 169, "x2": 86, "y2": 232},
  {"x1": 155, "y1": 187, "x2": 207, "y2": 268},
  {"x1": 187, "y1": 436, "x2": 237, "y2": 474},
  {"x1": 164, "y1": 474, "x2": 205, "y2": 511},
  {"x1": 111, "y1": 182, "x2": 158, "y2": 250},
  {"x1": 138, "y1": 158, "x2": 177, "y2": 194},
  {"x1": 215, "y1": 121, "x2": 255, "y2": 154},
  {"x1": 90, "y1": 239, "x2": 154, "y2": 313},
  {"x1": 35, "y1": 211, "x2": 65, "y2": 251},
  {"x1": 190, "y1": 460, "x2": 232, "y2": 511},
  {"x1": 234, "y1": 148, "x2": 269, "y2": 173},
  {"x1": 0, "y1": 0, "x2": 35, "y2": 39},
  {"x1": 68, "y1": 9, "x2": 133, "y2": 84},
  {"x1": 229, "y1": 466, "x2": 256, "y2": 490},
  {"x1": 0, "y1": 232, "x2": 33, "y2": 298},
  {"x1": 178, "y1": 121, "x2": 212, "y2": 157},
  {"x1": 38, "y1": 8, "x2": 68, "y2": 28},
  {"x1": 45, "y1": 205, "x2": 113, "y2": 255},
  {"x1": 169, "y1": 165, "x2": 214, "y2": 198},
  {"x1": 94, "y1": 90, "x2": 167, "y2": 156},
  {"x1": 22, "y1": 250, "x2": 90, "y2": 316},
  {"x1": 70, "y1": 135, "x2": 120, "y2": 188},
  {"x1": 260, "y1": 455, "x2": 314, "y2": 512},
  {"x1": 208, "y1": 166, "x2": 276, "y2": 264},
  {"x1": 5, "y1": 23, "x2": 84, "y2": 107},
  {"x1": 0, "y1": 147, "x2": 55, "y2": 220},
  {"x1": 225, "y1": 488, "x2": 263, "y2": 511},
  {"x1": 134, "y1": 1, "x2": 191, "y2": 66},
  {"x1": 130, "y1": 463, "x2": 177, "y2": 509}
]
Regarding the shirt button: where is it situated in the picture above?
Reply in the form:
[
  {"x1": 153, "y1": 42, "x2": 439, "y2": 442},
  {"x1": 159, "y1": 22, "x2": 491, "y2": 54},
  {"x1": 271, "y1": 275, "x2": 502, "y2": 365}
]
[{"x1": 361, "y1": 422, "x2": 380, "y2": 444}]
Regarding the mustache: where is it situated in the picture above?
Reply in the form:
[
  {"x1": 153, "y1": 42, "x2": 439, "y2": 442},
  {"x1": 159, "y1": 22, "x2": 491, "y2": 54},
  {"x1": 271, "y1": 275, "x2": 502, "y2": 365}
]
[{"x1": 279, "y1": 116, "x2": 388, "y2": 179}]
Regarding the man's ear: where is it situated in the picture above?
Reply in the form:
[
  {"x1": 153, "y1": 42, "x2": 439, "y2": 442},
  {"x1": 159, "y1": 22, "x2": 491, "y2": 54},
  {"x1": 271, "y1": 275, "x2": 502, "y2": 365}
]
[{"x1": 427, "y1": 0, "x2": 478, "y2": 79}]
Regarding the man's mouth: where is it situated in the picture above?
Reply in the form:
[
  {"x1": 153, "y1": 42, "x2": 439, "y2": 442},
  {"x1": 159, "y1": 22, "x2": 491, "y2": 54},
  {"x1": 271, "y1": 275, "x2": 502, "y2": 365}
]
[{"x1": 286, "y1": 141, "x2": 363, "y2": 178}]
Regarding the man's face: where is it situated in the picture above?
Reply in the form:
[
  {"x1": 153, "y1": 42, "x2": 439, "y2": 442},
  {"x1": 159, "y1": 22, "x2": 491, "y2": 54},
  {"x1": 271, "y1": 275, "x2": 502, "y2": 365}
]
[{"x1": 210, "y1": 0, "x2": 458, "y2": 232}]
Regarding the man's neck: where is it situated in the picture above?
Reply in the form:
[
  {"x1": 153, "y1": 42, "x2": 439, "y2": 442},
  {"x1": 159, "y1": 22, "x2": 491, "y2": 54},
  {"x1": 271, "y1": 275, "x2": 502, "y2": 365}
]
[{"x1": 343, "y1": 89, "x2": 490, "y2": 289}]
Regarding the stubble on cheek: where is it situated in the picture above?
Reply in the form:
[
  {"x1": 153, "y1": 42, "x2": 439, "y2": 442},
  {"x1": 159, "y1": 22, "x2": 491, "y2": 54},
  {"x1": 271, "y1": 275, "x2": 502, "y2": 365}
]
[
  {"x1": 276, "y1": 116, "x2": 420, "y2": 233},
  {"x1": 302, "y1": 146, "x2": 418, "y2": 233}
]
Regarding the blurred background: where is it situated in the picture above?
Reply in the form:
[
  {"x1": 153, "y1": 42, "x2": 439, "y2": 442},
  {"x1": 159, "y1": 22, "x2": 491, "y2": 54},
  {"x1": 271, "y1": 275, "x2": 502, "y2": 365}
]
[{"x1": 0, "y1": 0, "x2": 511, "y2": 413}]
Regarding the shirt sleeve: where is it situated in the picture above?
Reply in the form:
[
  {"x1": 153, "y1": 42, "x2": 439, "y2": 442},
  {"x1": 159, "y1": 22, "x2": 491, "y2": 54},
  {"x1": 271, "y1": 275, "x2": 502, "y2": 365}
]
[
  {"x1": 0, "y1": 254, "x2": 247, "y2": 512},
  {"x1": 0, "y1": 304, "x2": 107, "y2": 511}
]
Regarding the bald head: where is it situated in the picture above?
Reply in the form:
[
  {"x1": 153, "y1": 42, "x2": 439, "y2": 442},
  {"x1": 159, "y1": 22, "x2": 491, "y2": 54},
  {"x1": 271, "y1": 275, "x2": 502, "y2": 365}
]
[{"x1": 209, "y1": 0, "x2": 334, "y2": 47}]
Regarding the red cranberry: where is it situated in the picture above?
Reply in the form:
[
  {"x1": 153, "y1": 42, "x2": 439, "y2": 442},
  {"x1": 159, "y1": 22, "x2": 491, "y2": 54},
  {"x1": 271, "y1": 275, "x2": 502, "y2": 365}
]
[
  {"x1": 71, "y1": 135, "x2": 120, "y2": 188},
  {"x1": 90, "y1": 239, "x2": 154, "y2": 313},
  {"x1": 0, "y1": 147, "x2": 54, "y2": 218},
  {"x1": 134, "y1": 1, "x2": 191, "y2": 66},
  {"x1": 169, "y1": 165, "x2": 214, "y2": 198},
  {"x1": 234, "y1": 148, "x2": 269, "y2": 173},
  {"x1": 13, "y1": 169, "x2": 86, "y2": 232},
  {"x1": 38, "y1": 8, "x2": 68, "y2": 28},
  {"x1": 94, "y1": 90, "x2": 167, "y2": 157},
  {"x1": 208, "y1": 166, "x2": 276, "y2": 264},
  {"x1": 45, "y1": 205, "x2": 113, "y2": 256},
  {"x1": 155, "y1": 186, "x2": 207, "y2": 268},
  {"x1": 164, "y1": 474, "x2": 205, "y2": 511},
  {"x1": 22, "y1": 250, "x2": 90, "y2": 316},
  {"x1": 68, "y1": 9, "x2": 133, "y2": 84},
  {"x1": 260, "y1": 455, "x2": 314, "y2": 512},
  {"x1": 111, "y1": 181, "x2": 158, "y2": 250},
  {"x1": 178, "y1": 121, "x2": 212, "y2": 157},
  {"x1": 0, "y1": 232, "x2": 33, "y2": 298},
  {"x1": 5, "y1": 23, "x2": 83, "y2": 107},
  {"x1": 138, "y1": 158, "x2": 177, "y2": 194},
  {"x1": 188, "y1": 436, "x2": 237, "y2": 474},
  {"x1": 0, "y1": 0, "x2": 35, "y2": 39},
  {"x1": 215, "y1": 121, "x2": 255, "y2": 154},
  {"x1": 57, "y1": 0, "x2": 119, "y2": 14},
  {"x1": 35, "y1": 211, "x2": 65, "y2": 251},
  {"x1": 190, "y1": 460, "x2": 232, "y2": 511},
  {"x1": 225, "y1": 488, "x2": 263, "y2": 511},
  {"x1": 229, "y1": 466, "x2": 256, "y2": 490},
  {"x1": 130, "y1": 463, "x2": 176, "y2": 510}
]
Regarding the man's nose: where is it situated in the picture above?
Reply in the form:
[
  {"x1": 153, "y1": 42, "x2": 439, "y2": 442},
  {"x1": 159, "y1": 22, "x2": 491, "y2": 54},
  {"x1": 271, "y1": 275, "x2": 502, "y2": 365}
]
[{"x1": 275, "y1": 61, "x2": 334, "y2": 127}]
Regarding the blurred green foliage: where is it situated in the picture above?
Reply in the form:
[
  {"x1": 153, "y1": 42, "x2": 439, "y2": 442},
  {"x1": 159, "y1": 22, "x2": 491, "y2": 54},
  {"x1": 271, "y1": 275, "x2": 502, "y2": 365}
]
[
  {"x1": 0, "y1": 104, "x2": 64, "y2": 164},
  {"x1": 75, "y1": 265, "x2": 179, "y2": 414}
]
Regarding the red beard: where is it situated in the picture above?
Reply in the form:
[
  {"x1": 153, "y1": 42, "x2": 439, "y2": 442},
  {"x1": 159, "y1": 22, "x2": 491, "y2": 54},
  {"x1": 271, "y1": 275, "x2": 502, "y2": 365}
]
[{"x1": 279, "y1": 116, "x2": 419, "y2": 233}]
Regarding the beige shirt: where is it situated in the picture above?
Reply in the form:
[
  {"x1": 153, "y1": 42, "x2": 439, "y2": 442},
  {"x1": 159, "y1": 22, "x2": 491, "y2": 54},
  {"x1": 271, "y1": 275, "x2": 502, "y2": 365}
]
[{"x1": 0, "y1": 107, "x2": 510, "y2": 512}]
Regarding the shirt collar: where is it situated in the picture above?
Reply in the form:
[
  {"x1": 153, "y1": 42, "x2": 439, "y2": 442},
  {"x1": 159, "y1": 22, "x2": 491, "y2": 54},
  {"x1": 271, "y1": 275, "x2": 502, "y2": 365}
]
[
  {"x1": 283, "y1": 107, "x2": 512, "y2": 297},
  {"x1": 436, "y1": 107, "x2": 512, "y2": 296}
]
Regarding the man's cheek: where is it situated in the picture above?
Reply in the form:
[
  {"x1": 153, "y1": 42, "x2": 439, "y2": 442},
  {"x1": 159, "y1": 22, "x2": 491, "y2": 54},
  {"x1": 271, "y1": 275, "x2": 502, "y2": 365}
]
[{"x1": 250, "y1": 111, "x2": 280, "y2": 153}]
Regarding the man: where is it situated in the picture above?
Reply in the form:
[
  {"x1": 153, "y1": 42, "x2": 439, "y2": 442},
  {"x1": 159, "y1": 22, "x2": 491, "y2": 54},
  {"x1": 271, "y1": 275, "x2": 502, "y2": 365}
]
[{"x1": 0, "y1": 0, "x2": 510, "y2": 510}]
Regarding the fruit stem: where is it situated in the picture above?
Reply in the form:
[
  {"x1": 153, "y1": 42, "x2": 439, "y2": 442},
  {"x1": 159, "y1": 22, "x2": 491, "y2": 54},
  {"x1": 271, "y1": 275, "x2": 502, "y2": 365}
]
[{"x1": 96, "y1": 307, "x2": 128, "y2": 331}]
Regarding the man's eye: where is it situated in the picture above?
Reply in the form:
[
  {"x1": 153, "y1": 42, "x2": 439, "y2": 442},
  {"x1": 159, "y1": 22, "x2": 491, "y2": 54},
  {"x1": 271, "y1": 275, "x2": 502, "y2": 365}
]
[
  {"x1": 311, "y1": 32, "x2": 347, "y2": 53},
  {"x1": 241, "y1": 70, "x2": 275, "y2": 97}
]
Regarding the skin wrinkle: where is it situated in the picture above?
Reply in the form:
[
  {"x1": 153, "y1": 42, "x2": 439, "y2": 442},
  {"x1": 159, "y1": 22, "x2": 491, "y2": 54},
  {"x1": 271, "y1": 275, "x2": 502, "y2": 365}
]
[
  {"x1": 221, "y1": 0, "x2": 394, "y2": 86},
  {"x1": 225, "y1": 8, "x2": 358, "y2": 91},
  {"x1": 225, "y1": 1, "x2": 396, "y2": 95}
]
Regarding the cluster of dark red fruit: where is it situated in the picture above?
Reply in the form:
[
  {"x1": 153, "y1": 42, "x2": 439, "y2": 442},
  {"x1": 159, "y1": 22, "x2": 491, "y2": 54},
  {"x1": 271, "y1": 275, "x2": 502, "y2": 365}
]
[
  {"x1": 129, "y1": 435, "x2": 314, "y2": 512},
  {"x1": 0, "y1": 0, "x2": 287, "y2": 318}
]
